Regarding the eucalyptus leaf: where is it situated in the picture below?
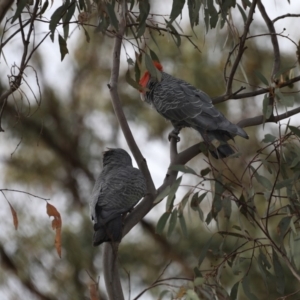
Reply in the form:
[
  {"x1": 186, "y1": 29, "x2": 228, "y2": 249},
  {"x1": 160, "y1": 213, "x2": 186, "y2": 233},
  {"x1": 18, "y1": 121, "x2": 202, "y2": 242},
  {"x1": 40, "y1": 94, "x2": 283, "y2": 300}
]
[
  {"x1": 272, "y1": 249, "x2": 285, "y2": 295},
  {"x1": 156, "y1": 212, "x2": 170, "y2": 235}
]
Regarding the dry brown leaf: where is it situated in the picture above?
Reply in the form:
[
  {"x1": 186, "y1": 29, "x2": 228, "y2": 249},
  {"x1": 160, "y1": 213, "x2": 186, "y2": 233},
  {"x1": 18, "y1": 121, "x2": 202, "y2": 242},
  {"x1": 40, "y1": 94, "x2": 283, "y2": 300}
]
[
  {"x1": 176, "y1": 286, "x2": 187, "y2": 298},
  {"x1": 46, "y1": 202, "x2": 62, "y2": 258},
  {"x1": 88, "y1": 282, "x2": 99, "y2": 300},
  {"x1": 6, "y1": 200, "x2": 18, "y2": 230}
]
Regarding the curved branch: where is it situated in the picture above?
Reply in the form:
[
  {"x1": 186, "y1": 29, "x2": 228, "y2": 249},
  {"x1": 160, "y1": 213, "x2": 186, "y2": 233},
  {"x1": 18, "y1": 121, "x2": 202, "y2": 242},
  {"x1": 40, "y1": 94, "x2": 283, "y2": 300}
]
[
  {"x1": 237, "y1": 105, "x2": 300, "y2": 129},
  {"x1": 123, "y1": 137, "x2": 180, "y2": 236},
  {"x1": 257, "y1": 0, "x2": 281, "y2": 79},
  {"x1": 213, "y1": 74, "x2": 300, "y2": 104},
  {"x1": 225, "y1": 0, "x2": 257, "y2": 95},
  {"x1": 273, "y1": 13, "x2": 300, "y2": 24}
]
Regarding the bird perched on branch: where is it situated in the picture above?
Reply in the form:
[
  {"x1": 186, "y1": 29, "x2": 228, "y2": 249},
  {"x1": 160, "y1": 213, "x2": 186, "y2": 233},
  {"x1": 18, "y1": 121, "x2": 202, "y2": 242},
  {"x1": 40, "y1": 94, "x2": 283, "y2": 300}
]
[
  {"x1": 139, "y1": 61, "x2": 248, "y2": 158},
  {"x1": 90, "y1": 148, "x2": 146, "y2": 246}
]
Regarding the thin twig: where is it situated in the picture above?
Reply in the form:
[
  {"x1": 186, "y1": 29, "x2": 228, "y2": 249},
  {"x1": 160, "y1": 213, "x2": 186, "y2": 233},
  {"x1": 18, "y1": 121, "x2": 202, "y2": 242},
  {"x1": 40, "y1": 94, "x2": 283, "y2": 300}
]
[
  {"x1": 225, "y1": 0, "x2": 257, "y2": 95},
  {"x1": 0, "y1": 189, "x2": 50, "y2": 201},
  {"x1": 273, "y1": 13, "x2": 300, "y2": 24},
  {"x1": 257, "y1": 0, "x2": 281, "y2": 79}
]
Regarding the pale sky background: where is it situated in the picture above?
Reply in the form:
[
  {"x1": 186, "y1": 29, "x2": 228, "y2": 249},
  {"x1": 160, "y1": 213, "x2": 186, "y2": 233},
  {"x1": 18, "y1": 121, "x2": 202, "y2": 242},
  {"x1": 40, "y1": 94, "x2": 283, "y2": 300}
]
[{"x1": 0, "y1": 0, "x2": 300, "y2": 299}]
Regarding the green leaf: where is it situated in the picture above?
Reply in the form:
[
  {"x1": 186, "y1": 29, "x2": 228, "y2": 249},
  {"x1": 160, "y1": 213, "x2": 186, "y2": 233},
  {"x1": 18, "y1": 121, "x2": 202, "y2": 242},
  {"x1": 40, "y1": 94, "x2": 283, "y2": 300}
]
[
  {"x1": 185, "y1": 289, "x2": 200, "y2": 300},
  {"x1": 275, "y1": 178, "x2": 294, "y2": 190},
  {"x1": 166, "y1": 176, "x2": 182, "y2": 211},
  {"x1": 178, "y1": 190, "x2": 190, "y2": 214},
  {"x1": 193, "y1": 267, "x2": 202, "y2": 278},
  {"x1": 83, "y1": 26, "x2": 90, "y2": 43},
  {"x1": 259, "y1": 250, "x2": 272, "y2": 269},
  {"x1": 230, "y1": 281, "x2": 239, "y2": 300},
  {"x1": 198, "y1": 237, "x2": 213, "y2": 267},
  {"x1": 169, "y1": 164, "x2": 197, "y2": 175},
  {"x1": 95, "y1": 15, "x2": 110, "y2": 33},
  {"x1": 58, "y1": 34, "x2": 69, "y2": 61},
  {"x1": 274, "y1": 65, "x2": 295, "y2": 78},
  {"x1": 212, "y1": 180, "x2": 224, "y2": 219},
  {"x1": 149, "y1": 30, "x2": 160, "y2": 52},
  {"x1": 257, "y1": 251, "x2": 272, "y2": 290},
  {"x1": 280, "y1": 95, "x2": 294, "y2": 107},
  {"x1": 254, "y1": 70, "x2": 269, "y2": 86},
  {"x1": 262, "y1": 134, "x2": 276, "y2": 143},
  {"x1": 178, "y1": 214, "x2": 188, "y2": 237},
  {"x1": 154, "y1": 185, "x2": 171, "y2": 204},
  {"x1": 277, "y1": 216, "x2": 291, "y2": 243},
  {"x1": 262, "y1": 94, "x2": 273, "y2": 123},
  {"x1": 63, "y1": 0, "x2": 76, "y2": 40},
  {"x1": 272, "y1": 249, "x2": 285, "y2": 295},
  {"x1": 167, "y1": 208, "x2": 178, "y2": 237},
  {"x1": 250, "y1": 166, "x2": 273, "y2": 190},
  {"x1": 49, "y1": 4, "x2": 67, "y2": 41},
  {"x1": 11, "y1": 0, "x2": 28, "y2": 24},
  {"x1": 200, "y1": 167, "x2": 211, "y2": 176},
  {"x1": 237, "y1": 3, "x2": 247, "y2": 24},
  {"x1": 205, "y1": 211, "x2": 212, "y2": 225},
  {"x1": 204, "y1": 8, "x2": 209, "y2": 33},
  {"x1": 242, "y1": 275, "x2": 259, "y2": 300},
  {"x1": 106, "y1": 2, "x2": 119, "y2": 31},
  {"x1": 134, "y1": 61, "x2": 141, "y2": 83},
  {"x1": 289, "y1": 125, "x2": 300, "y2": 138},
  {"x1": 136, "y1": 21, "x2": 146, "y2": 38},
  {"x1": 145, "y1": 52, "x2": 161, "y2": 81},
  {"x1": 242, "y1": 0, "x2": 252, "y2": 9},
  {"x1": 232, "y1": 225, "x2": 242, "y2": 231},
  {"x1": 218, "y1": 231, "x2": 247, "y2": 239},
  {"x1": 39, "y1": 0, "x2": 49, "y2": 17},
  {"x1": 191, "y1": 192, "x2": 207, "y2": 211},
  {"x1": 169, "y1": 0, "x2": 185, "y2": 22},
  {"x1": 138, "y1": 0, "x2": 150, "y2": 30},
  {"x1": 222, "y1": 197, "x2": 232, "y2": 219},
  {"x1": 156, "y1": 212, "x2": 170, "y2": 235},
  {"x1": 199, "y1": 142, "x2": 209, "y2": 157},
  {"x1": 187, "y1": 0, "x2": 201, "y2": 28},
  {"x1": 237, "y1": 193, "x2": 248, "y2": 218},
  {"x1": 127, "y1": 58, "x2": 134, "y2": 65},
  {"x1": 206, "y1": 0, "x2": 218, "y2": 29},
  {"x1": 125, "y1": 70, "x2": 142, "y2": 90},
  {"x1": 167, "y1": 21, "x2": 181, "y2": 47},
  {"x1": 232, "y1": 255, "x2": 242, "y2": 275},
  {"x1": 149, "y1": 48, "x2": 160, "y2": 62},
  {"x1": 78, "y1": 0, "x2": 86, "y2": 10}
]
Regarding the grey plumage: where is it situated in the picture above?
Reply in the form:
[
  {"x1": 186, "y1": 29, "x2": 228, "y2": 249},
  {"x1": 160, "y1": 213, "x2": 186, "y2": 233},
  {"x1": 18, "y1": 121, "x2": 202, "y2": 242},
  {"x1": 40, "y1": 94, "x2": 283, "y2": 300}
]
[
  {"x1": 140, "y1": 67, "x2": 248, "y2": 158},
  {"x1": 90, "y1": 148, "x2": 146, "y2": 246}
]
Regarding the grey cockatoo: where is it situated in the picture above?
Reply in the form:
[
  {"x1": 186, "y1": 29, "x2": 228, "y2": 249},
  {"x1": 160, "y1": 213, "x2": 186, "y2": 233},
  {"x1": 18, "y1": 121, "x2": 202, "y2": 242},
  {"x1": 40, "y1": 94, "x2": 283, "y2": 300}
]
[
  {"x1": 90, "y1": 148, "x2": 146, "y2": 246},
  {"x1": 139, "y1": 61, "x2": 248, "y2": 158}
]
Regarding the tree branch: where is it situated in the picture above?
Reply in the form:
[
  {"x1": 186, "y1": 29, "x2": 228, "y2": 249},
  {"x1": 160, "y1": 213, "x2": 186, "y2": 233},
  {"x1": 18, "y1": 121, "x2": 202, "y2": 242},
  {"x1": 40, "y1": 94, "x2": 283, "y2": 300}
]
[
  {"x1": 272, "y1": 13, "x2": 300, "y2": 24},
  {"x1": 105, "y1": 0, "x2": 156, "y2": 298},
  {"x1": 257, "y1": 0, "x2": 281, "y2": 79},
  {"x1": 225, "y1": 0, "x2": 257, "y2": 95},
  {"x1": 213, "y1": 74, "x2": 300, "y2": 104},
  {"x1": 102, "y1": 243, "x2": 124, "y2": 300},
  {"x1": 237, "y1": 105, "x2": 300, "y2": 128}
]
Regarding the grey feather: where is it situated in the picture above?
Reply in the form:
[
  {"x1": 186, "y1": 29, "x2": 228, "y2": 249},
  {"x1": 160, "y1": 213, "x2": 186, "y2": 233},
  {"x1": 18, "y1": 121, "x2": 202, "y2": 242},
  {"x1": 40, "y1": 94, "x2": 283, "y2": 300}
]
[
  {"x1": 90, "y1": 148, "x2": 146, "y2": 246},
  {"x1": 143, "y1": 71, "x2": 248, "y2": 158}
]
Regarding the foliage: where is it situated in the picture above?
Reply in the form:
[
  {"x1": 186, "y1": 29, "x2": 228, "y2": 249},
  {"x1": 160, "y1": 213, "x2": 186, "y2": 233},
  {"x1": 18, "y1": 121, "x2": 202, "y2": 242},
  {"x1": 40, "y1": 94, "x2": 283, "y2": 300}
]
[{"x1": 1, "y1": 0, "x2": 300, "y2": 300}]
